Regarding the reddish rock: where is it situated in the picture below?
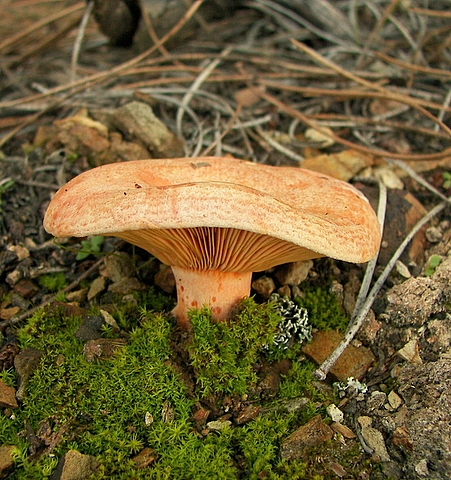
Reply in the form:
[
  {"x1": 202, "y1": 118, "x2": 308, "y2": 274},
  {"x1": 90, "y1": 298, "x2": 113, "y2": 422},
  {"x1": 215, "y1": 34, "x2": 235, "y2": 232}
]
[
  {"x1": 302, "y1": 330, "x2": 375, "y2": 381},
  {"x1": 12, "y1": 279, "x2": 39, "y2": 299},
  {"x1": 0, "y1": 380, "x2": 18, "y2": 409},
  {"x1": 0, "y1": 445, "x2": 15, "y2": 478},
  {"x1": 280, "y1": 415, "x2": 334, "y2": 461},
  {"x1": 132, "y1": 448, "x2": 157, "y2": 469}
]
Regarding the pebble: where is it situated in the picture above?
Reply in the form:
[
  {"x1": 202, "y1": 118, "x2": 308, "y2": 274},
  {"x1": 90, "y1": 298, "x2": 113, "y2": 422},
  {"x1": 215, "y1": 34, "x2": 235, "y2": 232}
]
[
  {"x1": 280, "y1": 415, "x2": 333, "y2": 461},
  {"x1": 302, "y1": 330, "x2": 376, "y2": 381},
  {"x1": 425, "y1": 226, "x2": 442, "y2": 243},
  {"x1": 326, "y1": 404, "x2": 344, "y2": 423},
  {"x1": 0, "y1": 445, "x2": 15, "y2": 478},
  {"x1": 357, "y1": 416, "x2": 391, "y2": 462},
  {"x1": 387, "y1": 390, "x2": 402, "y2": 410},
  {"x1": 0, "y1": 380, "x2": 18, "y2": 409},
  {"x1": 14, "y1": 347, "x2": 43, "y2": 402},
  {"x1": 251, "y1": 276, "x2": 276, "y2": 299},
  {"x1": 397, "y1": 338, "x2": 422, "y2": 364},
  {"x1": 49, "y1": 450, "x2": 100, "y2": 480},
  {"x1": 275, "y1": 260, "x2": 313, "y2": 286}
]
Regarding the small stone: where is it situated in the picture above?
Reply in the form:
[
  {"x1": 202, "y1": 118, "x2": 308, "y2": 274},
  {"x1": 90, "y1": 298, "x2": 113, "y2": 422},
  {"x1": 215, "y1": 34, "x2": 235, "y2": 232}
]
[
  {"x1": 358, "y1": 417, "x2": 390, "y2": 462},
  {"x1": 108, "y1": 277, "x2": 143, "y2": 295},
  {"x1": 397, "y1": 338, "x2": 422, "y2": 364},
  {"x1": 275, "y1": 260, "x2": 313, "y2": 286},
  {"x1": 387, "y1": 390, "x2": 402, "y2": 410},
  {"x1": 102, "y1": 253, "x2": 136, "y2": 282},
  {"x1": 132, "y1": 448, "x2": 157, "y2": 469},
  {"x1": 75, "y1": 316, "x2": 105, "y2": 341},
  {"x1": 113, "y1": 101, "x2": 184, "y2": 158},
  {"x1": 251, "y1": 276, "x2": 276, "y2": 299},
  {"x1": 367, "y1": 391, "x2": 387, "y2": 411},
  {"x1": 8, "y1": 245, "x2": 30, "y2": 262},
  {"x1": 0, "y1": 380, "x2": 18, "y2": 409},
  {"x1": 207, "y1": 420, "x2": 232, "y2": 431},
  {"x1": 414, "y1": 458, "x2": 429, "y2": 476},
  {"x1": 65, "y1": 288, "x2": 88, "y2": 303},
  {"x1": 83, "y1": 338, "x2": 127, "y2": 362},
  {"x1": 236, "y1": 405, "x2": 261, "y2": 425},
  {"x1": 280, "y1": 415, "x2": 333, "y2": 461},
  {"x1": 12, "y1": 279, "x2": 39, "y2": 299},
  {"x1": 0, "y1": 445, "x2": 16, "y2": 478},
  {"x1": 302, "y1": 330, "x2": 375, "y2": 381},
  {"x1": 277, "y1": 284, "x2": 291, "y2": 298},
  {"x1": 326, "y1": 404, "x2": 343, "y2": 423},
  {"x1": 154, "y1": 264, "x2": 175, "y2": 294},
  {"x1": 87, "y1": 276, "x2": 106, "y2": 300},
  {"x1": 330, "y1": 422, "x2": 356, "y2": 439},
  {"x1": 395, "y1": 260, "x2": 411, "y2": 278},
  {"x1": 425, "y1": 226, "x2": 442, "y2": 243},
  {"x1": 14, "y1": 347, "x2": 44, "y2": 402},
  {"x1": 100, "y1": 310, "x2": 119, "y2": 330},
  {"x1": 50, "y1": 449, "x2": 100, "y2": 480}
]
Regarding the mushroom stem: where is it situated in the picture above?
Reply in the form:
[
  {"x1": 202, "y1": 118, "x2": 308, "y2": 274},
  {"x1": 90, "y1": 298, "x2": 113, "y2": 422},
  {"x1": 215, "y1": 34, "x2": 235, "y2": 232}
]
[{"x1": 171, "y1": 266, "x2": 252, "y2": 329}]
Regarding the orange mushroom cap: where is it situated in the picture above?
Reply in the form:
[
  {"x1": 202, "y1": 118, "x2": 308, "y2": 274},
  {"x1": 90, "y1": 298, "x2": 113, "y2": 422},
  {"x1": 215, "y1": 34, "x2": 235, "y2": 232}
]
[{"x1": 44, "y1": 157, "x2": 381, "y2": 327}]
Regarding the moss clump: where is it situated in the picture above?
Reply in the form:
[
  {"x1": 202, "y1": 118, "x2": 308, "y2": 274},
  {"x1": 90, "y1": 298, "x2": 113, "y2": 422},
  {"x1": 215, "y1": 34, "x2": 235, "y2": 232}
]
[
  {"x1": 188, "y1": 297, "x2": 283, "y2": 397},
  {"x1": 295, "y1": 287, "x2": 348, "y2": 332},
  {"x1": 3, "y1": 290, "x2": 373, "y2": 479},
  {"x1": 38, "y1": 272, "x2": 67, "y2": 292}
]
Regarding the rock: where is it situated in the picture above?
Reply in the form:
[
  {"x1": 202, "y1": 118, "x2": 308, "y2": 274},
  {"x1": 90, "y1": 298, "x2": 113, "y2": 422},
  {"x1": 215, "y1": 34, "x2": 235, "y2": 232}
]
[
  {"x1": 384, "y1": 253, "x2": 451, "y2": 330},
  {"x1": 326, "y1": 404, "x2": 343, "y2": 423},
  {"x1": 108, "y1": 277, "x2": 143, "y2": 295},
  {"x1": 74, "y1": 315, "x2": 105, "y2": 342},
  {"x1": 330, "y1": 422, "x2": 356, "y2": 439},
  {"x1": 251, "y1": 276, "x2": 276, "y2": 299},
  {"x1": 112, "y1": 101, "x2": 184, "y2": 158},
  {"x1": 387, "y1": 390, "x2": 402, "y2": 410},
  {"x1": 425, "y1": 226, "x2": 442, "y2": 243},
  {"x1": 87, "y1": 276, "x2": 106, "y2": 301},
  {"x1": 154, "y1": 264, "x2": 176, "y2": 294},
  {"x1": 50, "y1": 450, "x2": 100, "y2": 480},
  {"x1": 357, "y1": 416, "x2": 390, "y2": 462},
  {"x1": 302, "y1": 330, "x2": 376, "y2": 381},
  {"x1": 12, "y1": 279, "x2": 39, "y2": 299},
  {"x1": 275, "y1": 260, "x2": 313, "y2": 286},
  {"x1": 0, "y1": 380, "x2": 18, "y2": 409},
  {"x1": 280, "y1": 415, "x2": 334, "y2": 461},
  {"x1": 392, "y1": 358, "x2": 451, "y2": 479},
  {"x1": 397, "y1": 338, "x2": 422, "y2": 365},
  {"x1": 0, "y1": 445, "x2": 16, "y2": 478},
  {"x1": 132, "y1": 448, "x2": 157, "y2": 469},
  {"x1": 207, "y1": 420, "x2": 232, "y2": 431},
  {"x1": 14, "y1": 347, "x2": 44, "y2": 402},
  {"x1": 102, "y1": 252, "x2": 136, "y2": 283},
  {"x1": 236, "y1": 405, "x2": 261, "y2": 425},
  {"x1": 83, "y1": 338, "x2": 127, "y2": 362}
]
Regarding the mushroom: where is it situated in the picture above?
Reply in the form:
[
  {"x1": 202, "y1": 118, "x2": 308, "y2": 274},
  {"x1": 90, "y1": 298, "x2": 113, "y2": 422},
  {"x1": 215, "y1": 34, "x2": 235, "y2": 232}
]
[{"x1": 43, "y1": 157, "x2": 381, "y2": 329}]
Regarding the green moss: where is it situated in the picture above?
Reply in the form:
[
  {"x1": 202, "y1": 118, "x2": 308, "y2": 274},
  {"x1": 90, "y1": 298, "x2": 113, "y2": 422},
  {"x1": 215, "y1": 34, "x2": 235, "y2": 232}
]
[
  {"x1": 4, "y1": 288, "x2": 370, "y2": 479},
  {"x1": 189, "y1": 298, "x2": 282, "y2": 397},
  {"x1": 295, "y1": 287, "x2": 348, "y2": 332},
  {"x1": 38, "y1": 272, "x2": 67, "y2": 292}
]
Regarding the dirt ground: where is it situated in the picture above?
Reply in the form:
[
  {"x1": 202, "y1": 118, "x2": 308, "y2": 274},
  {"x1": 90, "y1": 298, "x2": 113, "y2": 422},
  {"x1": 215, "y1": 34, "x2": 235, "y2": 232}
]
[{"x1": 1, "y1": 1, "x2": 451, "y2": 479}]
